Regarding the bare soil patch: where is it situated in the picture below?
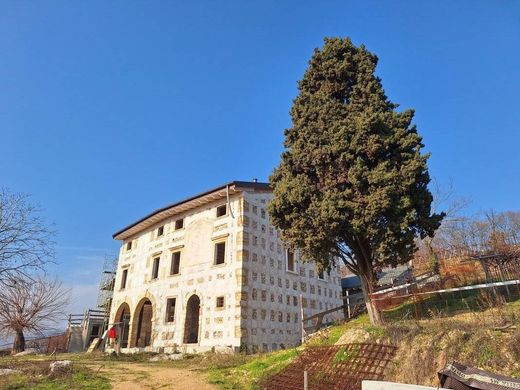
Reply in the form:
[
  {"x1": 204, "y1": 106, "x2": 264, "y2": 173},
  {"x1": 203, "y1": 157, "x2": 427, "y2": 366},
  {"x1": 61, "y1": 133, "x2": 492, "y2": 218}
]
[{"x1": 98, "y1": 362, "x2": 217, "y2": 390}]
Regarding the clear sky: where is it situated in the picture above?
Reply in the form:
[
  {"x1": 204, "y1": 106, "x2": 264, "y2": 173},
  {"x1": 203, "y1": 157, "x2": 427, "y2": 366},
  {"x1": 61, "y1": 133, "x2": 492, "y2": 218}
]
[{"x1": 1, "y1": 1, "x2": 519, "y2": 314}]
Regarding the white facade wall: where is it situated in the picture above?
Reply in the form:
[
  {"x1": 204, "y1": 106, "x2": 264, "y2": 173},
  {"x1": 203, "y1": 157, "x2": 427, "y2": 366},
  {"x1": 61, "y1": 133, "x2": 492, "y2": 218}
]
[
  {"x1": 110, "y1": 195, "x2": 244, "y2": 353},
  {"x1": 240, "y1": 191, "x2": 343, "y2": 353},
  {"x1": 109, "y1": 187, "x2": 343, "y2": 354}
]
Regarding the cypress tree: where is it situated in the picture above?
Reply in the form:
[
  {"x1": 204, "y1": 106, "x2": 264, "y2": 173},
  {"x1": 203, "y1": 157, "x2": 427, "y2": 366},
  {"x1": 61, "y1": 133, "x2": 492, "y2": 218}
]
[{"x1": 268, "y1": 37, "x2": 444, "y2": 325}]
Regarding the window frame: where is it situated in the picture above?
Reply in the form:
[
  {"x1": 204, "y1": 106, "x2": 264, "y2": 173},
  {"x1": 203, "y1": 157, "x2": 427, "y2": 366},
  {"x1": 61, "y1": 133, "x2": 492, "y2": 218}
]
[
  {"x1": 174, "y1": 218, "x2": 184, "y2": 230},
  {"x1": 165, "y1": 297, "x2": 176, "y2": 323},
  {"x1": 120, "y1": 269, "x2": 128, "y2": 290},
  {"x1": 214, "y1": 241, "x2": 226, "y2": 265},
  {"x1": 170, "y1": 251, "x2": 181, "y2": 275},
  {"x1": 151, "y1": 256, "x2": 160, "y2": 280},
  {"x1": 157, "y1": 225, "x2": 164, "y2": 237},
  {"x1": 215, "y1": 296, "x2": 225, "y2": 310},
  {"x1": 286, "y1": 249, "x2": 296, "y2": 273},
  {"x1": 216, "y1": 204, "x2": 227, "y2": 218},
  {"x1": 125, "y1": 241, "x2": 132, "y2": 251}
]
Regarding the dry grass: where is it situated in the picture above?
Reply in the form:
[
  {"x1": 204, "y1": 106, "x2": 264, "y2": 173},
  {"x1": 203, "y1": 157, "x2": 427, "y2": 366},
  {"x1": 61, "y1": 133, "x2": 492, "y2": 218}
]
[{"x1": 374, "y1": 302, "x2": 520, "y2": 386}]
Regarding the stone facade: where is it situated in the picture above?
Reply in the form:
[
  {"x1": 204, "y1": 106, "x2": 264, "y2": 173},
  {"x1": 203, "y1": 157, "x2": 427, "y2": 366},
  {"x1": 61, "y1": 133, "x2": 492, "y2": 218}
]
[{"x1": 109, "y1": 182, "x2": 343, "y2": 353}]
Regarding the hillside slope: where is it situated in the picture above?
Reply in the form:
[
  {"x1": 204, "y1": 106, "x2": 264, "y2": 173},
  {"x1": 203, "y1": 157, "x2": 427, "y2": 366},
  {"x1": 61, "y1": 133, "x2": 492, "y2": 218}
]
[{"x1": 208, "y1": 300, "x2": 520, "y2": 389}]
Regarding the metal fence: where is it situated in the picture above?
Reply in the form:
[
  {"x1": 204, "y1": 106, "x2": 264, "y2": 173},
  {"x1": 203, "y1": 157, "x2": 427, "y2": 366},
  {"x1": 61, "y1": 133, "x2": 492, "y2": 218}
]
[
  {"x1": 260, "y1": 343, "x2": 397, "y2": 390},
  {"x1": 0, "y1": 332, "x2": 69, "y2": 354},
  {"x1": 371, "y1": 279, "x2": 520, "y2": 322}
]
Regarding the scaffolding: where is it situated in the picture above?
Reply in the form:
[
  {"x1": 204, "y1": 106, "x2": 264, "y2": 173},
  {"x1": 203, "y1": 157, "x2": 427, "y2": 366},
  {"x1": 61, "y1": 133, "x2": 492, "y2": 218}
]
[{"x1": 97, "y1": 255, "x2": 117, "y2": 317}]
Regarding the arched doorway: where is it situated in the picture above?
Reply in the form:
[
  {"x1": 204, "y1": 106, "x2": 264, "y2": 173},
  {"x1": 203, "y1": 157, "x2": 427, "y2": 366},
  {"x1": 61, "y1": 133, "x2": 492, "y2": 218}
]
[
  {"x1": 184, "y1": 295, "x2": 200, "y2": 344},
  {"x1": 114, "y1": 303, "x2": 131, "y2": 348},
  {"x1": 131, "y1": 298, "x2": 153, "y2": 348}
]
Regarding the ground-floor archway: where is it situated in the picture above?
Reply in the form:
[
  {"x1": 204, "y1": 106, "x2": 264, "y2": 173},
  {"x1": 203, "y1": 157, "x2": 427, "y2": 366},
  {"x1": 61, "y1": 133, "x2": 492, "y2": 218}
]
[
  {"x1": 184, "y1": 295, "x2": 200, "y2": 344},
  {"x1": 114, "y1": 303, "x2": 131, "y2": 348},
  {"x1": 130, "y1": 298, "x2": 153, "y2": 348}
]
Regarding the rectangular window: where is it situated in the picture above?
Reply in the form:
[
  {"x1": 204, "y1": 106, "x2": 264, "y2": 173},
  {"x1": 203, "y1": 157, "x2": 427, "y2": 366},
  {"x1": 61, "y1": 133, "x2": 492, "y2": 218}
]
[
  {"x1": 120, "y1": 269, "x2": 128, "y2": 289},
  {"x1": 216, "y1": 296, "x2": 225, "y2": 308},
  {"x1": 174, "y1": 218, "x2": 184, "y2": 230},
  {"x1": 126, "y1": 241, "x2": 132, "y2": 251},
  {"x1": 152, "y1": 257, "x2": 160, "y2": 279},
  {"x1": 214, "y1": 242, "x2": 226, "y2": 265},
  {"x1": 170, "y1": 251, "x2": 181, "y2": 275},
  {"x1": 165, "y1": 298, "x2": 176, "y2": 323},
  {"x1": 157, "y1": 226, "x2": 164, "y2": 237},
  {"x1": 216, "y1": 204, "x2": 227, "y2": 217},
  {"x1": 286, "y1": 250, "x2": 295, "y2": 272},
  {"x1": 318, "y1": 270, "x2": 325, "y2": 280}
]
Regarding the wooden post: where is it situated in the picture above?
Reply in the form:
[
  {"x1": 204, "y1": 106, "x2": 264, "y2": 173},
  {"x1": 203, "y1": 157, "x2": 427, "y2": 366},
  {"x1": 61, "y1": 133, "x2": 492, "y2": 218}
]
[
  {"x1": 346, "y1": 290, "x2": 351, "y2": 319},
  {"x1": 300, "y1": 294, "x2": 305, "y2": 344},
  {"x1": 116, "y1": 323, "x2": 121, "y2": 356},
  {"x1": 304, "y1": 370, "x2": 308, "y2": 390}
]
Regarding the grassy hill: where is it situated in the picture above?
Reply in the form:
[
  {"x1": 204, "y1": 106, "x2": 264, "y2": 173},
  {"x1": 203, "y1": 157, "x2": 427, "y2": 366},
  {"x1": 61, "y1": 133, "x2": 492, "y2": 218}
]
[{"x1": 205, "y1": 299, "x2": 520, "y2": 389}]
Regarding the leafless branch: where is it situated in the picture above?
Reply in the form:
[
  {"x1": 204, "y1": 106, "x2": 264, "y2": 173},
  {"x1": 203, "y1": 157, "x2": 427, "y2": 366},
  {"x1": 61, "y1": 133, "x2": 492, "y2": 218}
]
[{"x1": 0, "y1": 188, "x2": 56, "y2": 285}]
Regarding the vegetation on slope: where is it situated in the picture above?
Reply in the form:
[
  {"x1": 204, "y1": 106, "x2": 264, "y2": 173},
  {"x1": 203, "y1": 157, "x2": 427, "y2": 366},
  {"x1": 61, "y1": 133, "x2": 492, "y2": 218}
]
[{"x1": 204, "y1": 300, "x2": 520, "y2": 389}]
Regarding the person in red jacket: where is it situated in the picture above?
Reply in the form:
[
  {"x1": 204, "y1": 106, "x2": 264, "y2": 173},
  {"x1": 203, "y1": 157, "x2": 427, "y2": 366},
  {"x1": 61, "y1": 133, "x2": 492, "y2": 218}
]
[{"x1": 108, "y1": 326, "x2": 117, "y2": 347}]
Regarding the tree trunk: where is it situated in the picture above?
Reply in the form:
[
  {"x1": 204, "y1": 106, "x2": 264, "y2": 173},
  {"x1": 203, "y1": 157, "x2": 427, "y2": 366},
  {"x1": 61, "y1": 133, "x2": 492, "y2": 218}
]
[
  {"x1": 12, "y1": 329, "x2": 25, "y2": 354},
  {"x1": 360, "y1": 273, "x2": 383, "y2": 326}
]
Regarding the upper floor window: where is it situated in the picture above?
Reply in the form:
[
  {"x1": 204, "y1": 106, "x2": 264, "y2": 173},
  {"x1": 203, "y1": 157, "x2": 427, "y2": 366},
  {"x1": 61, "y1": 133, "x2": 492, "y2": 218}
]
[
  {"x1": 157, "y1": 226, "x2": 164, "y2": 237},
  {"x1": 165, "y1": 298, "x2": 176, "y2": 323},
  {"x1": 126, "y1": 241, "x2": 132, "y2": 251},
  {"x1": 216, "y1": 296, "x2": 225, "y2": 309},
  {"x1": 318, "y1": 270, "x2": 325, "y2": 280},
  {"x1": 214, "y1": 242, "x2": 226, "y2": 265},
  {"x1": 175, "y1": 218, "x2": 184, "y2": 230},
  {"x1": 151, "y1": 257, "x2": 160, "y2": 279},
  {"x1": 216, "y1": 204, "x2": 227, "y2": 217},
  {"x1": 286, "y1": 250, "x2": 295, "y2": 272},
  {"x1": 170, "y1": 251, "x2": 181, "y2": 275},
  {"x1": 120, "y1": 269, "x2": 128, "y2": 290}
]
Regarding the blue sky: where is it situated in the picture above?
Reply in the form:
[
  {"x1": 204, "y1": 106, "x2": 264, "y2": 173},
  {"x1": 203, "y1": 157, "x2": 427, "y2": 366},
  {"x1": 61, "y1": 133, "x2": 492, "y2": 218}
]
[{"x1": 1, "y1": 1, "x2": 519, "y2": 313}]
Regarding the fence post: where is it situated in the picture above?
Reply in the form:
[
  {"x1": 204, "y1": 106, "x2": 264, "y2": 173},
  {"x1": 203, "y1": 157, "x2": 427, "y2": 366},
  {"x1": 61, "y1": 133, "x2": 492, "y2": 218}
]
[
  {"x1": 304, "y1": 370, "x2": 308, "y2": 390},
  {"x1": 300, "y1": 294, "x2": 305, "y2": 344}
]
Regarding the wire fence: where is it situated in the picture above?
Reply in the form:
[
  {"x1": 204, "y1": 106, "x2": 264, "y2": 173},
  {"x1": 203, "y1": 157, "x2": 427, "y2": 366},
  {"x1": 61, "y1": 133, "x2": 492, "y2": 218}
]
[
  {"x1": 0, "y1": 332, "x2": 69, "y2": 355},
  {"x1": 371, "y1": 276, "x2": 520, "y2": 322}
]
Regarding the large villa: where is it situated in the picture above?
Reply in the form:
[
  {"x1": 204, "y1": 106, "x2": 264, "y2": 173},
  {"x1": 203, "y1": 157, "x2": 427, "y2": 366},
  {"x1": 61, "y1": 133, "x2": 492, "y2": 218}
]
[{"x1": 109, "y1": 181, "x2": 343, "y2": 353}]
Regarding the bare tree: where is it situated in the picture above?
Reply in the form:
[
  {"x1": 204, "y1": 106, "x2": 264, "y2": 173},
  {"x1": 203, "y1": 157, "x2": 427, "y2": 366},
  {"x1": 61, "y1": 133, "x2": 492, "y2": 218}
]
[
  {"x1": 416, "y1": 179, "x2": 470, "y2": 273},
  {"x1": 434, "y1": 210, "x2": 520, "y2": 255},
  {"x1": 0, "y1": 189, "x2": 55, "y2": 284},
  {"x1": 0, "y1": 276, "x2": 70, "y2": 353}
]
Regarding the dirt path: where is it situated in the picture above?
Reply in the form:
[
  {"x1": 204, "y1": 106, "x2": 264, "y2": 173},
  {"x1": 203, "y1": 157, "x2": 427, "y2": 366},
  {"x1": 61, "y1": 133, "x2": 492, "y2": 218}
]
[{"x1": 97, "y1": 362, "x2": 217, "y2": 390}]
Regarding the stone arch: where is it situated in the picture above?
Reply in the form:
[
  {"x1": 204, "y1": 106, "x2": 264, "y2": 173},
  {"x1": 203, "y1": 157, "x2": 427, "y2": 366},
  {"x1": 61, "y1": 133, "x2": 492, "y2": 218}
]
[
  {"x1": 183, "y1": 294, "x2": 201, "y2": 344},
  {"x1": 129, "y1": 295, "x2": 156, "y2": 348},
  {"x1": 113, "y1": 302, "x2": 131, "y2": 348}
]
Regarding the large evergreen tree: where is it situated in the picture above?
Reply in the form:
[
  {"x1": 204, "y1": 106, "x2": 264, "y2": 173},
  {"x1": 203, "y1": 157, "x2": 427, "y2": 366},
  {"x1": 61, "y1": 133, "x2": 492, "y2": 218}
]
[{"x1": 268, "y1": 37, "x2": 444, "y2": 325}]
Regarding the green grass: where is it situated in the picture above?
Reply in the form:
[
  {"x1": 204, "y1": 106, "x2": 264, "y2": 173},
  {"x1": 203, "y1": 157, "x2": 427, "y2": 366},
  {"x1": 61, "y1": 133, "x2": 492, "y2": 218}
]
[
  {"x1": 0, "y1": 367, "x2": 110, "y2": 390},
  {"x1": 207, "y1": 348, "x2": 299, "y2": 390},
  {"x1": 381, "y1": 289, "x2": 515, "y2": 322},
  {"x1": 204, "y1": 314, "x2": 371, "y2": 389},
  {"x1": 306, "y1": 314, "x2": 370, "y2": 346}
]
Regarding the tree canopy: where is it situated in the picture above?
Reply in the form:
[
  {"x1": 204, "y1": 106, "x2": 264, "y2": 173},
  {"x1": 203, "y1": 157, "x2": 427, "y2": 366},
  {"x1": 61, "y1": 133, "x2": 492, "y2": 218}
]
[{"x1": 268, "y1": 37, "x2": 444, "y2": 324}]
